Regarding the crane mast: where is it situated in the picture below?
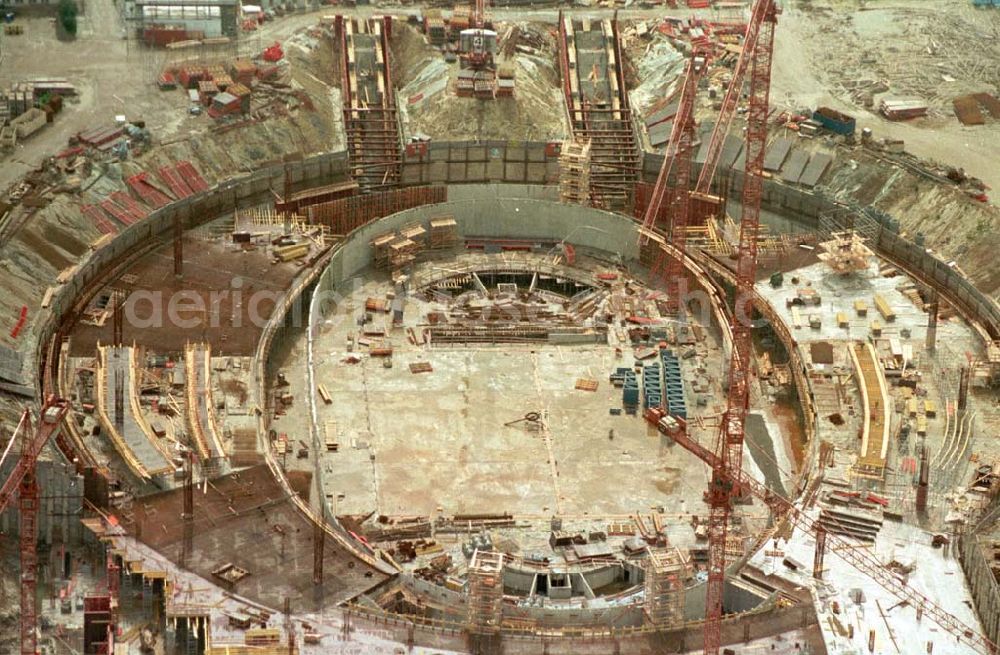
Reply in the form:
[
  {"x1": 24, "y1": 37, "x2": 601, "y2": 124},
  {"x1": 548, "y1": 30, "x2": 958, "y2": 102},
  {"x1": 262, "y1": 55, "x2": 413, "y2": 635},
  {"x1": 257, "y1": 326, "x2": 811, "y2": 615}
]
[
  {"x1": 703, "y1": 2, "x2": 778, "y2": 653},
  {"x1": 694, "y1": 0, "x2": 776, "y2": 202},
  {"x1": 640, "y1": 50, "x2": 707, "y2": 315},
  {"x1": 0, "y1": 396, "x2": 70, "y2": 655},
  {"x1": 473, "y1": 0, "x2": 485, "y2": 29}
]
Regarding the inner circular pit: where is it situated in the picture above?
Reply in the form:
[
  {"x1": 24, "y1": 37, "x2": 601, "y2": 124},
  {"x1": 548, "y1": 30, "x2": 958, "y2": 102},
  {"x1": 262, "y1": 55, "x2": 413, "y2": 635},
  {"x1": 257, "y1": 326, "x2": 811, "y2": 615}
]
[{"x1": 309, "y1": 241, "x2": 741, "y2": 524}]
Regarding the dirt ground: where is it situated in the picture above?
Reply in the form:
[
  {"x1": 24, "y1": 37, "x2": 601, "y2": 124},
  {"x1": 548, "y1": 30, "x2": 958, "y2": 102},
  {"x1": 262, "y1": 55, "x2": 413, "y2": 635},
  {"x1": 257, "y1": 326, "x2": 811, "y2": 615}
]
[
  {"x1": 68, "y1": 233, "x2": 302, "y2": 356},
  {"x1": 392, "y1": 21, "x2": 569, "y2": 142},
  {"x1": 620, "y1": 0, "x2": 1000, "y2": 296},
  {"x1": 0, "y1": 0, "x2": 346, "y2": 194},
  {"x1": 773, "y1": 0, "x2": 1000, "y2": 196}
]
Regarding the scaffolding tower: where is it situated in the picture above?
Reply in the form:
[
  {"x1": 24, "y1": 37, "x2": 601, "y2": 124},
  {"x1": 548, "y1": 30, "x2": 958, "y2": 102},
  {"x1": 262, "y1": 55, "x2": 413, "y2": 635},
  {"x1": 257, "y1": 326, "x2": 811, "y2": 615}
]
[
  {"x1": 558, "y1": 137, "x2": 592, "y2": 205},
  {"x1": 467, "y1": 550, "x2": 504, "y2": 635},
  {"x1": 818, "y1": 205, "x2": 881, "y2": 242},
  {"x1": 643, "y1": 548, "x2": 687, "y2": 628},
  {"x1": 817, "y1": 230, "x2": 873, "y2": 275}
]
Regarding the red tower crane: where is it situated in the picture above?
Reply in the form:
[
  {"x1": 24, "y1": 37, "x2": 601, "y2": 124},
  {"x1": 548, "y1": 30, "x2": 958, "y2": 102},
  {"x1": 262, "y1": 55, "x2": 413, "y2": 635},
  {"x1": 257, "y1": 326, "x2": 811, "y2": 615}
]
[
  {"x1": 645, "y1": 408, "x2": 996, "y2": 654},
  {"x1": 693, "y1": 1, "x2": 777, "y2": 204},
  {"x1": 472, "y1": 0, "x2": 485, "y2": 29},
  {"x1": 640, "y1": 48, "x2": 708, "y2": 315},
  {"x1": 701, "y1": 2, "x2": 779, "y2": 654},
  {"x1": 0, "y1": 396, "x2": 70, "y2": 655},
  {"x1": 641, "y1": 1, "x2": 994, "y2": 649}
]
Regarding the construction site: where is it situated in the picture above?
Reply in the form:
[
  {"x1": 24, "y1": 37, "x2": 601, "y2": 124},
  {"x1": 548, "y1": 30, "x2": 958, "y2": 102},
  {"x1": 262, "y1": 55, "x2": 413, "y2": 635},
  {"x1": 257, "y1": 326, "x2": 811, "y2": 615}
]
[{"x1": 1, "y1": 0, "x2": 1000, "y2": 653}]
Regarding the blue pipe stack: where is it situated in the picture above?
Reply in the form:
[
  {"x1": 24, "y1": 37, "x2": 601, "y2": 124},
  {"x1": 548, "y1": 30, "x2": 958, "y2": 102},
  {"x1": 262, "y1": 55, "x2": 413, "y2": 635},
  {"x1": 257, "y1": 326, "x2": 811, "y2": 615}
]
[
  {"x1": 660, "y1": 349, "x2": 687, "y2": 419},
  {"x1": 611, "y1": 367, "x2": 639, "y2": 413},
  {"x1": 642, "y1": 363, "x2": 662, "y2": 410}
]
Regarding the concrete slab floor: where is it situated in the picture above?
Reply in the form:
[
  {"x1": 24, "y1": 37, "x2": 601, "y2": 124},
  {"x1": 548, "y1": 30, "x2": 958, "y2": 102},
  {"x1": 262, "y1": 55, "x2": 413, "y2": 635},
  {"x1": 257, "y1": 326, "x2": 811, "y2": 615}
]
[
  {"x1": 303, "y1": 261, "x2": 729, "y2": 519},
  {"x1": 266, "y1": 251, "x2": 785, "y2": 528},
  {"x1": 68, "y1": 232, "x2": 303, "y2": 357},
  {"x1": 757, "y1": 257, "x2": 1000, "y2": 529}
]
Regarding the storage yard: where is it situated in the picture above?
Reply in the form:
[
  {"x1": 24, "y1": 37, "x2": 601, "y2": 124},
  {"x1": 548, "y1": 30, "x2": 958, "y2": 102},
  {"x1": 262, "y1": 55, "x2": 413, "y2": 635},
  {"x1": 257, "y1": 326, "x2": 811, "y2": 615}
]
[{"x1": 0, "y1": 0, "x2": 999, "y2": 654}]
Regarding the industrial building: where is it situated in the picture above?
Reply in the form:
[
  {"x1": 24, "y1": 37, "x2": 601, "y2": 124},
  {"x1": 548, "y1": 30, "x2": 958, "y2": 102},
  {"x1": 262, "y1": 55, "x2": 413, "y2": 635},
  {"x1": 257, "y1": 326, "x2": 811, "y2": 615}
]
[
  {"x1": 1, "y1": 0, "x2": 1000, "y2": 654},
  {"x1": 127, "y1": 0, "x2": 240, "y2": 40}
]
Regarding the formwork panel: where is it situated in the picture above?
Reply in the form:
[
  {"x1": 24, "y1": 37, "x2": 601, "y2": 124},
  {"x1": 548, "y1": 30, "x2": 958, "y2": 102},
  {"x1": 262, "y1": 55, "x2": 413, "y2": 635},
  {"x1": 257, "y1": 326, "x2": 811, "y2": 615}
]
[
  {"x1": 505, "y1": 162, "x2": 527, "y2": 180},
  {"x1": 401, "y1": 167, "x2": 424, "y2": 186},
  {"x1": 799, "y1": 153, "x2": 834, "y2": 188},
  {"x1": 448, "y1": 162, "x2": 467, "y2": 181},
  {"x1": 465, "y1": 162, "x2": 487, "y2": 180},
  {"x1": 526, "y1": 146, "x2": 547, "y2": 162},
  {"x1": 781, "y1": 149, "x2": 810, "y2": 184},
  {"x1": 428, "y1": 162, "x2": 449, "y2": 182},
  {"x1": 526, "y1": 163, "x2": 549, "y2": 183},
  {"x1": 720, "y1": 134, "x2": 744, "y2": 169},
  {"x1": 485, "y1": 160, "x2": 504, "y2": 180},
  {"x1": 763, "y1": 137, "x2": 794, "y2": 172},
  {"x1": 428, "y1": 145, "x2": 450, "y2": 162}
]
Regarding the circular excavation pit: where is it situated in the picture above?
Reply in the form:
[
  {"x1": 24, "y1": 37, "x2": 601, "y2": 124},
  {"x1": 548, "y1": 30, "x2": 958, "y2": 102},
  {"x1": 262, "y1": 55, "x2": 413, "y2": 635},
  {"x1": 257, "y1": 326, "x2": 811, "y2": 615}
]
[
  {"x1": 308, "y1": 248, "x2": 735, "y2": 520},
  {"x1": 267, "y1": 197, "x2": 803, "y2": 627}
]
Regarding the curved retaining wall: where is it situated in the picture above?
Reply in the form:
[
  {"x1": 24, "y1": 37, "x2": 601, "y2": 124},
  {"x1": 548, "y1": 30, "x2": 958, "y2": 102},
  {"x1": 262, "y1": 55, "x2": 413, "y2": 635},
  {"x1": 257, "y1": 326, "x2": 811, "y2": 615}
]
[
  {"x1": 33, "y1": 143, "x2": 1000, "y2": 401},
  {"x1": 640, "y1": 151, "x2": 1000, "y2": 343},
  {"x1": 25, "y1": 140, "x2": 999, "y2": 651},
  {"x1": 301, "y1": 195, "x2": 743, "y2": 615},
  {"x1": 34, "y1": 152, "x2": 352, "y2": 396}
]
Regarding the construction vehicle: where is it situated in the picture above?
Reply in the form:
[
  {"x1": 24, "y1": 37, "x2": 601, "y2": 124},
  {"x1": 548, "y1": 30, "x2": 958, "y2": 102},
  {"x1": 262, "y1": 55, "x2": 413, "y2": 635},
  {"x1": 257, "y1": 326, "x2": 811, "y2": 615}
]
[
  {"x1": 262, "y1": 41, "x2": 284, "y2": 63},
  {"x1": 455, "y1": 0, "x2": 502, "y2": 98}
]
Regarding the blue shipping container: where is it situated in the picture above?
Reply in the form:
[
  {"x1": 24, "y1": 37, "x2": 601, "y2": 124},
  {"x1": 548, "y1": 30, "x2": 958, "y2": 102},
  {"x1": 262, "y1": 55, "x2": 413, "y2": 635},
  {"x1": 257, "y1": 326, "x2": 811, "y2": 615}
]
[{"x1": 812, "y1": 106, "x2": 857, "y2": 136}]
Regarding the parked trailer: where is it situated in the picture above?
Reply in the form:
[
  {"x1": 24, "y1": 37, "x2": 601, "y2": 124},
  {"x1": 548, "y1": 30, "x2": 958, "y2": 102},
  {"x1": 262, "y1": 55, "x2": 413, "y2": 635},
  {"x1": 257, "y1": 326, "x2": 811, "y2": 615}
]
[{"x1": 879, "y1": 98, "x2": 928, "y2": 120}]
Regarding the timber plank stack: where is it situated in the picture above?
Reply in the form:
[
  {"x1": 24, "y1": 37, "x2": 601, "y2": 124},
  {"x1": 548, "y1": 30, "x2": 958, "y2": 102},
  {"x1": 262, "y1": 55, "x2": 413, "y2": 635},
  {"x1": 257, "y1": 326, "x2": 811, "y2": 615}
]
[{"x1": 559, "y1": 137, "x2": 592, "y2": 205}]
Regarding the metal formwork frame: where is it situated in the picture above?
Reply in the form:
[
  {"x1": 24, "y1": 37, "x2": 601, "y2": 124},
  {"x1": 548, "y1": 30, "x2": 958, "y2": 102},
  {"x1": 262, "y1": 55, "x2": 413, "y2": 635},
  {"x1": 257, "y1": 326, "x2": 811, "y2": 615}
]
[
  {"x1": 643, "y1": 548, "x2": 686, "y2": 628},
  {"x1": 338, "y1": 15, "x2": 402, "y2": 193},
  {"x1": 467, "y1": 550, "x2": 504, "y2": 635},
  {"x1": 557, "y1": 13, "x2": 639, "y2": 209}
]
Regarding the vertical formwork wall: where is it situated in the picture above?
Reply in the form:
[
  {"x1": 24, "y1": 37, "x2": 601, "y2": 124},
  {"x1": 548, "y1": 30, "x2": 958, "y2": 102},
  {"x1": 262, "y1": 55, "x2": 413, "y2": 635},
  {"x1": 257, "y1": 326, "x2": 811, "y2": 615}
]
[{"x1": 959, "y1": 533, "x2": 1000, "y2": 648}]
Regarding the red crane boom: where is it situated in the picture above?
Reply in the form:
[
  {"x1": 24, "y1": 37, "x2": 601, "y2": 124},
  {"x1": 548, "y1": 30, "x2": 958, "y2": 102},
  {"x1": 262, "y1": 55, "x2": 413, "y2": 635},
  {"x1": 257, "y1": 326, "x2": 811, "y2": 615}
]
[
  {"x1": 640, "y1": 50, "x2": 707, "y2": 314},
  {"x1": 472, "y1": 0, "x2": 485, "y2": 29},
  {"x1": 693, "y1": 0, "x2": 776, "y2": 200},
  {"x1": 695, "y1": 2, "x2": 779, "y2": 653},
  {"x1": 0, "y1": 396, "x2": 70, "y2": 655}
]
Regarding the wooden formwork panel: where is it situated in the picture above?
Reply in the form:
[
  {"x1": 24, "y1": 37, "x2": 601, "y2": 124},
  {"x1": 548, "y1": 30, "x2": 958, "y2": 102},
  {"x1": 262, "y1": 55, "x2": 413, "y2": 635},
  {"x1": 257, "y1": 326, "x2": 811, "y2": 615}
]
[
  {"x1": 527, "y1": 163, "x2": 550, "y2": 183},
  {"x1": 504, "y1": 162, "x2": 527, "y2": 180},
  {"x1": 506, "y1": 145, "x2": 527, "y2": 160},
  {"x1": 427, "y1": 162, "x2": 449, "y2": 182}
]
